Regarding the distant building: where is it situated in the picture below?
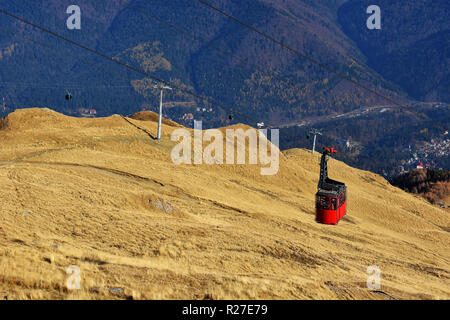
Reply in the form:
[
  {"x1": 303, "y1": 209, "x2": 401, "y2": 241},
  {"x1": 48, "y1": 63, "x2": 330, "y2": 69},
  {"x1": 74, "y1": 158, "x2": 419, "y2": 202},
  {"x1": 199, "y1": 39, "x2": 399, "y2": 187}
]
[
  {"x1": 336, "y1": 138, "x2": 351, "y2": 149},
  {"x1": 78, "y1": 108, "x2": 97, "y2": 118}
]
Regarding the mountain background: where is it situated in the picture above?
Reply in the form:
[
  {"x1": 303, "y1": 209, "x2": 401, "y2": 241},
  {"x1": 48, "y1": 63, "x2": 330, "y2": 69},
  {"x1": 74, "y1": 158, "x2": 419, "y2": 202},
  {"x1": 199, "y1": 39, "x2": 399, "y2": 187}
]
[{"x1": 0, "y1": 0, "x2": 448, "y2": 176}]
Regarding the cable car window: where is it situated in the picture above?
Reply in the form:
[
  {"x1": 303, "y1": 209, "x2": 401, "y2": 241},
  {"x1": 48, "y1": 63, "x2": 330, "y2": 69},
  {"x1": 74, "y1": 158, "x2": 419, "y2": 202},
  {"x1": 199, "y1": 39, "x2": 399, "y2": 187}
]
[
  {"x1": 331, "y1": 198, "x2": 337, "y2": 210},
  {"x1": 317, "y1": 196, "x2": 329, "y2": 210}
]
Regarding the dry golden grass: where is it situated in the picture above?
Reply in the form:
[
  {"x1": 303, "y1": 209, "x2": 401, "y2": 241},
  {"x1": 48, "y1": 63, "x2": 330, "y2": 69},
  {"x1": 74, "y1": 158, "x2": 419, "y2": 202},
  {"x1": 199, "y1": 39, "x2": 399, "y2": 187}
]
[{"x1": 0, "y1": 108, "x2": 448, "y2": 300}]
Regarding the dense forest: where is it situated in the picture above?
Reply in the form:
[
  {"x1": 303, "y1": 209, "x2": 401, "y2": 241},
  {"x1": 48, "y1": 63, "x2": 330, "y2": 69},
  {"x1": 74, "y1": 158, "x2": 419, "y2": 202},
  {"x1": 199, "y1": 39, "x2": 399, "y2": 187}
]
[
  {"x1": 0, "y1": 0, "x2": 410, "y2": 121},
  {"x1": 391, "y1": 169, "x2": 450, "y2": 204},
  {"x1": 338, "y1": 0, "x2": 450, "y2": 102}
]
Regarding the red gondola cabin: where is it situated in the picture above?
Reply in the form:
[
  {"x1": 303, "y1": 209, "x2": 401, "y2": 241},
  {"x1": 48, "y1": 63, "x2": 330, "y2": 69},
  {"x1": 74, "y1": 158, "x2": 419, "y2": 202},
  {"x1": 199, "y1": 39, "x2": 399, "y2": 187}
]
[{"x1": 315, "y1": 147, "x2": 347, "y2": 225}]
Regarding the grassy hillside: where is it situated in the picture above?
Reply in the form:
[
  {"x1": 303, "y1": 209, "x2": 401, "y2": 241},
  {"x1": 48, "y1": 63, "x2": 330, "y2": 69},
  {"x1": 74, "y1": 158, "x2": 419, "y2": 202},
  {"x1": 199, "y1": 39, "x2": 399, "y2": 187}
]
[{"x1": 0, "y1": 108, "x2": 448, "y2": 300}]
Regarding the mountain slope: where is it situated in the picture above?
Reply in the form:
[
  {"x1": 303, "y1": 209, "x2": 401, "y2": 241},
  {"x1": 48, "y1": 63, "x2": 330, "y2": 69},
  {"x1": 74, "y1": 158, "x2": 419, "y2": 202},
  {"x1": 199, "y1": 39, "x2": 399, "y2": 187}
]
[
  {"x1": 338, "y1": 0, "x2": 450, "y2": 102},
  {"x1": 0, "y1": 0, "x2": 408, "y2": 123},
  {"x1": 0, "y1": 108, "x2": 448, "y2": 300}
]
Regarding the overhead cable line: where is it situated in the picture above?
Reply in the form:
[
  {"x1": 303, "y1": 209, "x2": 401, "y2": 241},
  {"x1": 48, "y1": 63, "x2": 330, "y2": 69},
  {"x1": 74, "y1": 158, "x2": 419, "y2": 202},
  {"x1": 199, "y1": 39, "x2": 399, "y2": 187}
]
[
  {"x1": 1, "y1": 8, "x2": 418, "y2": 151},
  {"x1": 0, "y1": 26, "x2": 130, "y2": 83},
  {"x1": 0, "y1": 9, "x2": 307, "y2": 148},
  {"x1": 196, "y1": 0, "x2": 413, "y2": 111},
  {"x1": 120, "y1": 0, "x2": 351, "y2": 108},
  {"x1": 0, "y1": 9, "x2": 265, "y2": 126},
  {"x1": 119, "y1": 0, "x2": 311, "y2": 92}
]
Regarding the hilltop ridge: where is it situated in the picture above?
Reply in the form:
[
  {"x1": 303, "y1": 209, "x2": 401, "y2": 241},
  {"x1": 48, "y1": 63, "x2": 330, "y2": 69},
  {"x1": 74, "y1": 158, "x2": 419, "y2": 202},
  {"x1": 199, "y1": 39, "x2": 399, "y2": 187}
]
[{"x1": 0, "y1": 108, "x2": 448, "y2": 300}]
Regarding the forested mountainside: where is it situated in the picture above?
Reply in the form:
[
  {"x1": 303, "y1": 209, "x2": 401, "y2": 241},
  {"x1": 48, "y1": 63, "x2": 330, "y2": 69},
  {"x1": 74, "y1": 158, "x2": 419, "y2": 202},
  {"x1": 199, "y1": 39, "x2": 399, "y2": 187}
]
[
  {"x1": 338, "y1": 0, "x2": 450, "y2": 103},
  {"x1": 0, "y1": 0, "x2": 448, "y2": 175},
  {"x1": 0, "y1": 0, "x2": 408, "y2": 123}
]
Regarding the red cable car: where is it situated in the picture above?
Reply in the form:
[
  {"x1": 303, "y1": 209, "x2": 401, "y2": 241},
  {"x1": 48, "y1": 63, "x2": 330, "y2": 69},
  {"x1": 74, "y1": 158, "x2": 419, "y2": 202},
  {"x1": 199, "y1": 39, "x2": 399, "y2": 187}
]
[{"x1": 315, "y1": 147, "x2": 347, "y2": 225}]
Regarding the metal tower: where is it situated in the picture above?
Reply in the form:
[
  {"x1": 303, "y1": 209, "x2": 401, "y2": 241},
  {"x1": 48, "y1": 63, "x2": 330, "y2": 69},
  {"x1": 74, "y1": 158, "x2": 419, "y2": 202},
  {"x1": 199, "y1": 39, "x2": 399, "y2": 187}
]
[
  {"x1": 309, "y1": 129, "x2": 323, "y2": 154},
  {"x1": 153, "y1": 83, "x2": 172, "y2": 140}
]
